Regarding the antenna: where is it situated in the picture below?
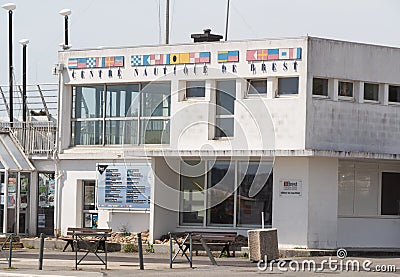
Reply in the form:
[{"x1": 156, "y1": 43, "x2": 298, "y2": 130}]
[
  {"x1": 225, "y1": 0, "x2": 230, "y2": 41},
  {"x1": 166, "y1": 0, "x2": 170, "y2": 44}
]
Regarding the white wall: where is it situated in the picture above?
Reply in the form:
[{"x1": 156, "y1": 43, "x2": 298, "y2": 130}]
[
  {"x1": 338, "y1": 217, "x2": 400, "y2": 248},
  {"x1": 150, "y1": 157, "x2": 179, "y2": 241},
  {"x1": 308, "y1": 157, "x2": 338, "y2": 249},
  {"x1": 273, "y1": 157, "x2": 309, "y2": 248}
]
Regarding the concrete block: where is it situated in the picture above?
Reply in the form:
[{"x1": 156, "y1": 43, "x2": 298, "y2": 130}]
[
  {"x1": 247, "y1": 228, "x2": 279, "y2": 261},
  {"x1": 152, "y1": 243, "x2": 179, "y2": 254}
]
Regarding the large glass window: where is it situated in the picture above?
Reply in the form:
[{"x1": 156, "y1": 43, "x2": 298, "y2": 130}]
[
  {"x1": 338, "y1": 81, "x2": 353, "y2": 97},
  {"x1": 71, "y1": 82, "x2": 171, "y2": 145},
  {"x1": 215, "y1": 80, "x2": 235, "y2": 138},
  {"x1": 141, "y1": 83, "x2": 171, "y2": 117},
  {"x1": 312, "y1": 78, "x2": 328, "y2": 96},
  {"x1": 179, "y1": 160, "x2": 206, "y2": 225},
  {"x1": 106, "y1": 84, "x2": 139, "y2": 117},
  {"x1": 179, "y1": 159, "x2": 274, "y2": 227},
  {"x1": 389, "y1": 85, "x2": 400, "y2": 103},
  {"x1": 278, "y1": 77, "x2": 299, "y2": 95},
  {"x1": 72, "y1": 86, "x2": 104, "y2": 119},
  {"x1": 364, "y1": 83, "x2": 379, "y2": 101},
  {"x1": 72, "y1": 121, "x2": 103, "y2": 146},
  {"x1": 186, "y1": 81, "x2": 205, "y2": 98},
  {"x1": 207, "y1": 161, "x2": 235, "y2": 226},
  {"x1": 237, "y1": 162, "x2": 273, "y2": 227}
]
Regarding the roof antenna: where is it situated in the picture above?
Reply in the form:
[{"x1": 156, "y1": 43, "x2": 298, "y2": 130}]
[
  {"x1": 225, "y1": 0, "x2": 230, "y2": 41},
  {"x1": 166, "y1": 0, "x2": 170, "y2": 44}
]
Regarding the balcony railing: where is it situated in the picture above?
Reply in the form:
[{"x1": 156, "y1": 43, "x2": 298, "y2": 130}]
[{"x1": 0, "y1": 121, "x2": 57, "y2": 156}]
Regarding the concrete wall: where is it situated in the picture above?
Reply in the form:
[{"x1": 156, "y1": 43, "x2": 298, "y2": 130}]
[
  {"x1": 150, "y1": 157, "x2": 179, "y2": 241},
  {"x1": 306, "y1": 37, "x2": 400, "y2": 154}
]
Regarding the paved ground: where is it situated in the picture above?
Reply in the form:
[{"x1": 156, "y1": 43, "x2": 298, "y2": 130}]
[{"x1": 0, "y1": 249, "x2": 397, "y2": 276}]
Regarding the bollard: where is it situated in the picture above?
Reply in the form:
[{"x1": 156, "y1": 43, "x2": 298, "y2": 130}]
[
  {"x1": 8, "y1": 234, "x2": 12, "y2": 268},
  {"x1": 39, "y1": 233, "x2": 45, "y2": 270},
  {"x1": 137, "y1": 232, "x2": 144, "y2": 270}
]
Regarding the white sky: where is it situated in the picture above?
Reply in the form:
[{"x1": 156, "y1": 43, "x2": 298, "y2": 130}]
[{"x1": 0, "y1": 0, "x2": 398, "y2": 84}]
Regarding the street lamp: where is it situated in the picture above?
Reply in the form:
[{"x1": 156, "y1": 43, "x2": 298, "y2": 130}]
[
  {"x1": 2, "y1": 3, "x2": 16, "y2": 125},
  {"x1": 58, "y1": 9, "x2": 71, "y2": 50},
  {"x1": 19, "y1": 39, "x2": 29, "y2": 122}
]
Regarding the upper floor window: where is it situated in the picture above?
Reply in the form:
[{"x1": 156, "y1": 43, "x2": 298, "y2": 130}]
[
  {"x1": 338, "y1": 81, "x2": 353, "y2": 97},
  {"x1": 71, "y1": 82, "x2": 171, "y2": 146},
  {"x1": 278, "y1": 77, "x2": 299, "y2": 95},
  {"x1": 389, "y1": 85, "x2": 400, "y2": 103},
  {"x1": 312, "y1": 78, "x2": 328, "y2": 96},
  {"x1": 364, "y1": 83, "x2": 379, "y2": 101},
  {"x1": 186, "y1": 81, "x2": 205, "y2": 98},
  {"x1": 215, "y1": 80, "x2": 236, "y2": 138},
  {"x1": 247, "y1": 79, "x2": 268, "y2": 96}
]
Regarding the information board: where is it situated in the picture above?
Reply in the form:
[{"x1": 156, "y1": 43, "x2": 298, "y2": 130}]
[
  {"x1": 279, "y1": 179, "x2": 302, "y2": 196},
  {"x1": 97, "y1": 163, "x2": 153, "y2": 209}
]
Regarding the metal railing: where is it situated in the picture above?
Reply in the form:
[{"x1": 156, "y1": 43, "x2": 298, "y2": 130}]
[{"x1": 0, "y1": 121, "x2": 57, "y2": 156}]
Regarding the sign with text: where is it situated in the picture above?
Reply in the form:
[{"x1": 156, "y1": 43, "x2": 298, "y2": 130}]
[
  {"x1": 97, "y1": 163, "x2": 153, "y2": 209},
  {"x1": 279, "y1": 179, "x2": 302, "y2": 196}
]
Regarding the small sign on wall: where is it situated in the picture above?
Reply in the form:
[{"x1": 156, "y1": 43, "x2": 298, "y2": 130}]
[{"x1": 279, "y1": 179, "x2": 302, "y2": 196}]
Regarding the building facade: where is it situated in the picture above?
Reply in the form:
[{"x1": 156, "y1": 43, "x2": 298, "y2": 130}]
[{"x1": 50, "y1": 36, "x2": 400, "y2": 249}]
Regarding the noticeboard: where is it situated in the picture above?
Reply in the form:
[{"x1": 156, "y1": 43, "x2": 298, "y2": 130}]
[{"x1": 97, "y1": 163, "x2": 153, "y2": 209}]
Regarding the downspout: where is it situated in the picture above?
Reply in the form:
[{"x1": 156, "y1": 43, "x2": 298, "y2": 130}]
[{"x1": 53, "y1": 65, "x2": 63, "y2": 237}]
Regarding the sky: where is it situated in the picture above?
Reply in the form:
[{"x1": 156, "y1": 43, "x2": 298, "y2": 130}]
[{"x1": 0, "y1": 0, "x2": 399, "y2": 85}]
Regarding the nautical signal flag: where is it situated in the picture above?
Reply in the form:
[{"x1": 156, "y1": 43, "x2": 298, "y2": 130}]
[
  {"x1": 130, "y1": 52, "x2": 210, "y2": 66},
  {"x1": 217, "y1": 51, "x2": 239, "y2": 63},
  {"x1": 246, "y1": 47, "x2": 302, "y2": 61},
  {"x1": 67, "y1": 56, "x2": 124, "y2": 69}
]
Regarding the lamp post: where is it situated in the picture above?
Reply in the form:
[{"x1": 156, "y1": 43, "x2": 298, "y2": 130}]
[
  {"x1": 2, "y1": 3, "x2": 16, "y2": 126},
  {"x1": 19, "y1": 39, "x2": 29, "y2": 122},
  {"x1": 58, "y1": 9, "x2": 71, "y2": 50}
]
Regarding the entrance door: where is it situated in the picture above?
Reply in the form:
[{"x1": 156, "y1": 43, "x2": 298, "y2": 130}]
[
  {"x1": 82, "y1": 181, "x2": 98, "y2": 228},
  {"x1": 7, "y1": 172, "x2": 17, "y2": 233},
  {"x1": 37, "y1": 173, "x2": 55, "y2": 236}
]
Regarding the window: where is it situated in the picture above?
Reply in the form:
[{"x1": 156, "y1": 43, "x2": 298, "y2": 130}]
[
  {"x1": 247, "y1": 79, "x2": 268, "y2": 95},
  {"x1": 207, "y1": 161, "x2": 235, "y2": 226},
  {"x1": 381, "y1": 172, "x2": 400, "y2": 215},
  {"x1": 338, "y1": 81, "x2": 353, "y2": 97},
  {"x1": 83, "y1": 180, "x2": 97, "y2": 228},
  {"x1": 278, "y1": 77, "x2": 299, "y2": 95},
  {"x1": 312, "y1": 78, "x2": 328, "y2": 96},
  {"x1": 215, "y1": 80, "x2": 236, "y2": 138},
  {"x1": 71, "y1": 82, "x2": 171, "y2": 145},
  {"x1": 237, "y1": 161, "x2": 273, "y2": 227},
  {"x1": 179, "y1": 160, "x2": 205, "y2": 225},
  {"x1": 364, "y1": 83, "x2": 379, "y2": 101},
  {"x1": 186, "y1": 81, "x2": 205, "y2": 98},
  {"x1": 178, "y1": 159, "x2": 274, "y2": 227},
  {"x1": 338, "y1": 162, "x2": 379, "y2": 216},
  {"x1": 389, "y1": 85, "x2": 400, "y2": 103}
]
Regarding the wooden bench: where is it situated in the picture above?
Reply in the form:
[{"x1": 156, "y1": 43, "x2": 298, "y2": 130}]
[
  {"x1": 61, "y1": 227, "x2": 112, "y2": 252},
  {"x1": 183, "y1": 232, "x2": 237, "y2": 257}
]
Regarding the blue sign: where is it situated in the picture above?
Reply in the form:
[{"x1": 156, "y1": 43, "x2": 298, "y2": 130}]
[{"x1": 97, "y1": 163, "x2": 152, "y2": 209}]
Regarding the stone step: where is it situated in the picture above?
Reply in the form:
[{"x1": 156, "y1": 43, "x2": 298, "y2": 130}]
[{"x1": 1, "y1": 242, "x2": 24, "y2": 249}]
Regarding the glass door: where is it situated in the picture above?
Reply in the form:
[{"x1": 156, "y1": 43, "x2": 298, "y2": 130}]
[
  {"x1": 82, "y1": 181, "x2": 98, "y2": 228},
  {"x1": 37, "y1": 173, "x2": 55, "y2": 235},
  {"x1": 19, "y1": 172, "x2": 30, "y2": 234},
  {"x1": 7, "y1": 172, "x2": 17, "y2": 233}
]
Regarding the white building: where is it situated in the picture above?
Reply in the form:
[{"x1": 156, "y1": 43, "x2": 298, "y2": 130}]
[{"x1": 18, "y1": 35, "x2": 399, "y2": 249}]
